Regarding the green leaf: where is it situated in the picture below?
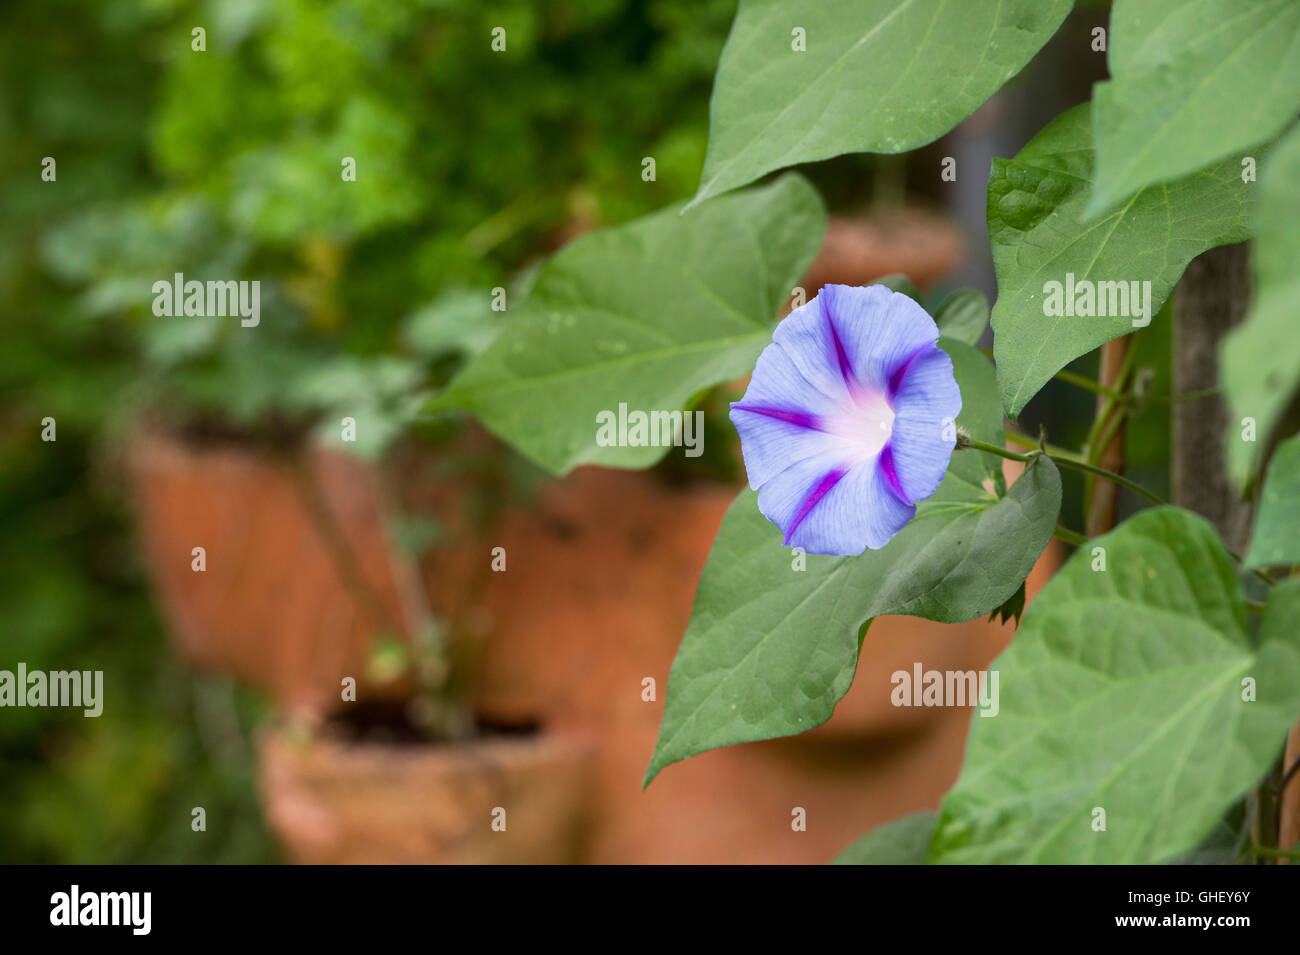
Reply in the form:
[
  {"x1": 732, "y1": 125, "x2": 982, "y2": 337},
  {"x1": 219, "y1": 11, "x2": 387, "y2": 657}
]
[
  {"x1": 1166, "y1": 802, "x2": 1251, "y2": 864},
  {"x1": 427, "y1": 174, "x2": 826, "y2": 475},
  {"x1": 1087, "y1": 0, "x2": 1300, "y2": 217},
  {"x1": 933, "y1": 288, "x2": 989, "y2": 346},
  {"x1": 1123, "y1": 307, "x2": 1174, "y2": 502},
  {"x1": 401, "y1": 286, "x2": 501, "y2": 360},
  {"x1": 986, "y1": 580, "x2": 1026, "y2": 627},
  {"x1": 1223, "y1": 124, "x2": 1300, "y2": 485},
  {"x1": 834, "y1": 811, "x2": 937, "y2": 865},
  {"x1": 930, "y1": 509, "x2": 1300, "y2": 864},
  {"x1": 873, "y1": 273, "x2": 921, "y2": 303},
  {"x1": 691, "y1": 0, "x2": 1073, "y2": 205},
  {"x1": 1244, "y1": 433, "x2": 1300, "y2": 568},
  {"x1": 990, "y1": 103, "x2": 1255, "y2": 418},
  {"x1": 644, "y1": 341, "x2": 1062, "y2": 784}
]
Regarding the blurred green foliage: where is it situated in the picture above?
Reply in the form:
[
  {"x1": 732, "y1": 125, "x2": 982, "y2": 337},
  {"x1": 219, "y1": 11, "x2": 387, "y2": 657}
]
[{"x1": 0, "y1": 0, "x2": 736, "y2": 863}]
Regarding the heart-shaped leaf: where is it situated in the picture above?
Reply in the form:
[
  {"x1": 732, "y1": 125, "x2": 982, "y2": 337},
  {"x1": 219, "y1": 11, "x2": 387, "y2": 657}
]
[
  {"x1": 691, "y1": 0, "x2": 1072, "y2": 205},
  {"x1": 428, "y1": 174, "x2": 826, "y2": 475},
  {"x1": 1088, "y1": 0, "x2": 1300, "y2": 216},
  {"x1": 991, "y1": 103, "x2": 1255, "y2": 418},
  {"x1": 930, "y1": 509, "x2": 1300, "y2": 864},
  {"x1": 1222, "y1": 124, "x2": 1300, "y2": 485},
  {"x1": 1244, "y1": 433, "x2": 1300, "y2": 568},
  {"x1": 933, "y1": 288, "x2": 989, "y2": 347}
]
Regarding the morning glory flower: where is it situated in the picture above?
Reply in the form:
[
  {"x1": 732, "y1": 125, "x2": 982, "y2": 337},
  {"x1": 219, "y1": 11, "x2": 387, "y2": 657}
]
[{"x1": 730, "y1": 284, "x2": 961, "y2": 556}]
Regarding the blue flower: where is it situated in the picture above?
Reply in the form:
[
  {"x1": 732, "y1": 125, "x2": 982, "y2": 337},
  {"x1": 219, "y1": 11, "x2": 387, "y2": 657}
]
[{"x1": 730, "y1": 284, "x2": 961, "y2": 556}]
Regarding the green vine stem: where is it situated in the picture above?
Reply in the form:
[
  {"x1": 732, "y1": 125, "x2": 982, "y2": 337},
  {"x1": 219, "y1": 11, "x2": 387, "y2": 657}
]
[
  {"x1": 959, "y1": 434, "x2": 1165, "y2": 505},
  {"x1": 978, "y1": 349, "x2": 1124, "y2": 401},
  {"x1": 1051, "y1": 525, "x2": 1088, "y2": 548},
  {"x1": 1082, "y1": 341, "x2": 1138, "y2": 468},
  {"x1": 1084, "y1": 337, "x2": 1137, "y2": 536},
  {"x1": 1004, "y1": 428, "x2": 1085, "y2": 463},
  {"x1": 978, "y1": 348, "x2": 1221, "y2": 406},
  {"x1": 958, "y1": 434, "x2": 1275, "y2": 590}
]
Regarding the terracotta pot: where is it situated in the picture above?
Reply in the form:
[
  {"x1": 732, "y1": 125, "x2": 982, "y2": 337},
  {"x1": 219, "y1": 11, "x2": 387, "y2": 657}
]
[
  {"x1": 258, "y1": 725, "x2": 594, "y2": 864},
  {"x1": 425, "y1": 467, "x2": 742, "y2": 727},
  {"x1": 425, "y1": 462, "x2": 1060, "y2": 863},
  {"x1": 801, "y1": 211, "x2": 964, "y2": 293},
  {"x1": 127, "y1": 428, "x2": 423, "y2": 715}
]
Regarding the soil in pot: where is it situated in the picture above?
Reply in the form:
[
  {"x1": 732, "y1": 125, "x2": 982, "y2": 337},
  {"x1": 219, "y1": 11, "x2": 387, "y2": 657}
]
[{"x1": 258, "y1": 705, "x2": 594, "y2": 865}]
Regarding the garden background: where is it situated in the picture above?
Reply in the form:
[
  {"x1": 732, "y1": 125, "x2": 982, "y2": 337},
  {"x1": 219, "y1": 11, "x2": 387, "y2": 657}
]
[{"x1": 1, "y1": 0, "x2": 1129, "y2": 863}]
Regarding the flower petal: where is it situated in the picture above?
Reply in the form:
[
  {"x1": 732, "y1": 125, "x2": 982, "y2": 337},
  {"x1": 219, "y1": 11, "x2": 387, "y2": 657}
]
[
  {"x1": 730, "y1": 333, "x2": 852, "y2": 489},
  {"x1": 754, "y1": 450, "x2": 915, "y2": 555},
  {"x1": 731, "y1": 407, "x2": 831, "y2": 491},
  {"x1": 731, "y1": 283, "x2": 961, "y2": 556},
  {"x1": 820, "y1": 284, "x2": 940, "y2": 392},
  {"x1": 769, "y1": 294, "x2": 857, "y2": 405},
  {"x1": 732, "y1": 333, "x2": 847, "y2": 421},
  {"x1": 889, "y1": 347, "x2": 962, "y2": 503}
]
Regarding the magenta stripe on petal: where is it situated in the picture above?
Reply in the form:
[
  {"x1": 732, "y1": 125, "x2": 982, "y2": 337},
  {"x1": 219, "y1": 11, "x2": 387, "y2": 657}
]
[
  {"x1": 783, "y1": 467, "x2": 848, "y2": 544},
  {"x1": 888, "y1": 345, "x2": 927, "y2": 399},
  {"x1": 732, "y1": 404, "x2": 826, "y2": 432},
  {"x1": 878, "y1": 444, "x2": 909, "y2": 503},
  {"x1": 825, "y1": 308, "x2": 855, "y2": 387}
]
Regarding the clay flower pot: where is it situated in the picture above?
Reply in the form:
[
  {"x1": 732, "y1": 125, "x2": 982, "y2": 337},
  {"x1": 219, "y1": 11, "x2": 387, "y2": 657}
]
[
  {"x1": 258, "y1": 724, "x2": 594, "y2": 864},
  {"x1": 127, "y1": 427, "x2": 423, "y2": 715},
  {"x1": 423, "y1": 464, "x2": 1061, "y2": 863}
]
